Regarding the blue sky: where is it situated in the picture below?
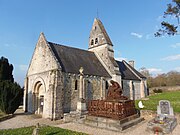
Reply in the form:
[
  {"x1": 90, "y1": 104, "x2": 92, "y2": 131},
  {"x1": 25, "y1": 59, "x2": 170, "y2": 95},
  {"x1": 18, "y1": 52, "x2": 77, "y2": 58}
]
[{"x1": 0, "y1": 0, "x2": 179, "y2": 86}]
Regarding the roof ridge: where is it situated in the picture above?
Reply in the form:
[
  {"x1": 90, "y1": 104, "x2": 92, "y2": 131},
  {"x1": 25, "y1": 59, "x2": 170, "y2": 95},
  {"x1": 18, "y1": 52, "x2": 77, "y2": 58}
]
[
  {"x1": 48, "y1": 41, "x2": 111, "y2": 77},
  {"x1": 122, "y1": 60, "x2": 146, "y2": 79},
  {"x1": 48, "y1": 41, "x2": 94, "y2": 54}
]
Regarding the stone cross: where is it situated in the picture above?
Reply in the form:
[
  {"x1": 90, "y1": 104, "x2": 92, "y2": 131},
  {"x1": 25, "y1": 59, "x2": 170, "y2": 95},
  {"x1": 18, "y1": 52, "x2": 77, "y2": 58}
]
[
  {"x1": 79, "y1": 67, "x2": 84, "y2": 99},
  {"x1": 76, "y1": 67, "x2": 86, "y2": 112}
]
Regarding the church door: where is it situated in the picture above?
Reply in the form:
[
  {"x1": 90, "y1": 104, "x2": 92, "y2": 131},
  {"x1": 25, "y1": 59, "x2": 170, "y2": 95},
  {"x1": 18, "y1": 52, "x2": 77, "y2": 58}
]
[
  {"x1": 33, "y1": 80, "x2": 45, "y2": 116},
  {"x1": 39, "y1": 95, "x2": 44, "y2": 115}
]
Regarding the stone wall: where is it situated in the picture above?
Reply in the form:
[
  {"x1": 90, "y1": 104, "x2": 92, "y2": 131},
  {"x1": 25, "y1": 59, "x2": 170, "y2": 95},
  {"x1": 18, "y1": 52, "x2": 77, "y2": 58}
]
[
  {"x1": 122, "y1": 80, "x2": 141, "y2": 100},
  {"x1": 27, "y1": 33, "x2": 59, "y2": 76},
  {"x1": 133, "y1": 81, "x2": 141, "y2": 99},
  {"x1": 122, "y1": 80, "x2": 130, "y2": 97},
  {"x1": 63, "y1": 73, "x2": 79, "y2": 113},
  {"x1": 26, "y1": 71, "x2": 52, "y2": 118},
  {"x1": 149, "y1": 86, "x2": 180, "y2": 94},
  {"x1": 63, "y1": 73, "x2": 108, "y2": 113},
  {"x1": 24, "y1": 33, "x2": 65, "y2": 120},
  {"x1": 25, "y1": 69, "x2": 64, "y2": 120}
]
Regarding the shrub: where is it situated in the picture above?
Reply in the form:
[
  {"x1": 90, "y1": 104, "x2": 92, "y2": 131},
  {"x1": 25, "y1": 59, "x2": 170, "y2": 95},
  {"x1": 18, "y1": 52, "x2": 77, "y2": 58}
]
[
  {"x1": 0, "y1": 80, "x2": 23, "y2": 114},
  {"x1": 153, "y1": 89, "x2": 163, "y2": 93}
]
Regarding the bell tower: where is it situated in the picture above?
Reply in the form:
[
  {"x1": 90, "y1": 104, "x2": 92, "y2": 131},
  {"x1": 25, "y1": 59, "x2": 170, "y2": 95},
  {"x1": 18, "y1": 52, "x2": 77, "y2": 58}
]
[
  {"x1": 88, "y1": 18, "x2": 114, "y2": 58},
  {"x1": 88, "y1": 18, "x2": 121, "y2": 83}
]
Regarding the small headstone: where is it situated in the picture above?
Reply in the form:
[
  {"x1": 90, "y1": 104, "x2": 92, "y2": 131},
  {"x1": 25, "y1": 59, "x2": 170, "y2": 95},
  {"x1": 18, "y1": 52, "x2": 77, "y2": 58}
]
[
  {"x1": 32, "y1": 123, "x2": 40, "y2": 135},
  {"x1": 157, "y1": 100, "x2": 174, "y2": 117},
  {"x1": 147, "y1": 100, "x2": 177, "y2": 134}
]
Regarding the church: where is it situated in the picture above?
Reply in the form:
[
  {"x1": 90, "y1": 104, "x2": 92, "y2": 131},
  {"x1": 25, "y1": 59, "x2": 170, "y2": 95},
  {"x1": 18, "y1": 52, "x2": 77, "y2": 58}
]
[{"x1": 23, "y1": 18, "x2": 147, "y2": 120}]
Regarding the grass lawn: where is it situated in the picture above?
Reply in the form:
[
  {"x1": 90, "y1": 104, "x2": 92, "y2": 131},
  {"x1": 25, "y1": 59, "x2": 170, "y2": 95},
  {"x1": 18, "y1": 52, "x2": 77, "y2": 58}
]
[
  {"x1": 0, "y1": 126, "x2": 88, "y2": 135},
  {"x1": 135, "y1": 91, "x2": 180, "y2": 112}
]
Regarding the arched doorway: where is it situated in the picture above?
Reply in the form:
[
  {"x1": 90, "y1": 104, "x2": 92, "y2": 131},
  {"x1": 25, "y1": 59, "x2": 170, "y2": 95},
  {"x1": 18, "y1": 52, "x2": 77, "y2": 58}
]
[{"x1": 32, "y1": 78, "x2": 46, "y2": 115}]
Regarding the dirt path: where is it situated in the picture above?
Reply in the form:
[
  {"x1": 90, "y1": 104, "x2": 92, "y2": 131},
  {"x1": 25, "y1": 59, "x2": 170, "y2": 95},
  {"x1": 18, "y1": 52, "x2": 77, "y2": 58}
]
[{"x1": 0, "y1": 108, "x2": 179, "y2": 135}]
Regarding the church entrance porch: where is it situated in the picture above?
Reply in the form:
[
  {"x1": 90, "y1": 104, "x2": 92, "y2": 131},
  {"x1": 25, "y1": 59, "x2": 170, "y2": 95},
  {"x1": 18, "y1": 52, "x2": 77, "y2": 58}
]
[{"x1": 32, "y1": 80, "x2": 45, "y2": 116}]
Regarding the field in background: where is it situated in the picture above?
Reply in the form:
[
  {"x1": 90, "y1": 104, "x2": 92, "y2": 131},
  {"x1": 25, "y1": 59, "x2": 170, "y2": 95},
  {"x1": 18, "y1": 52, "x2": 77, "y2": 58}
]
[{"x1": 135, "y1": 91, "x2": 180, "y2": 112}]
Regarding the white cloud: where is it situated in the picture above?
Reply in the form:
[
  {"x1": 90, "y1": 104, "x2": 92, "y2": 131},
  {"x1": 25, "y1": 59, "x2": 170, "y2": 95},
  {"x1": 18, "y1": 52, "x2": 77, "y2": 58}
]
[
  {"x1": 116, "y1": 57, "x2": 128, "y2": 61},
  {"x1": 130, "y1": 32, "x2": 143, "y2": 38},
  {"x1": 161, "y1": 54, "x2": 180, "y2": 61},
  {"x1": 174, "y1": 67, "x2": 180, "y2": 72},
  {"x1": 171, "y1": 43, "x2": 180, "y2": 48},
  {"x1": 147, "y1": 68, "x2": 162, "y2": 74},
  {"x1": 19, "y1": 65, "x2": 28, "y2": 71}
]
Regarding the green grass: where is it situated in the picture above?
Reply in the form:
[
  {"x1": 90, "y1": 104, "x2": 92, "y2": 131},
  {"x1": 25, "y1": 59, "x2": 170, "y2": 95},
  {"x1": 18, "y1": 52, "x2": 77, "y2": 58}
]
[
  {"x1": 135, "y1": 91, "x2": 180, "y2": 112},
  {"x1": 0, "y1": 126, "x2": 88, "y2": 135}
]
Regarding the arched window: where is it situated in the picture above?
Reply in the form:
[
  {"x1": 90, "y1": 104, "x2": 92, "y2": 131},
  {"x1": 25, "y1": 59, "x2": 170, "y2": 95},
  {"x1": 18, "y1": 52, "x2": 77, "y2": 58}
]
[
  {"x1": 105, "y1": 81, "x2": 109, "y2": 89},
  {"x1": 75, "y1": 80, "x2": 78, "y2": 90},
  {"x1": 91, "y1": 39, "x2": 94, "y2": 45},
  {"x1": 94, "y1": 26, "x2": 97, "y2": 30},
  {"x1": 95, "y1": 38, "x2": 98, "y2": 44}
]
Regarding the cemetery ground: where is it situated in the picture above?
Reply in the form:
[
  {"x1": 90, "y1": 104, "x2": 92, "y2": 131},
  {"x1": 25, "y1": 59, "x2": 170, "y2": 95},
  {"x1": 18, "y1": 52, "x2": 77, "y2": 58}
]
[{"x1": 0, "y1": 91, "x2": 180, "y2": 135}]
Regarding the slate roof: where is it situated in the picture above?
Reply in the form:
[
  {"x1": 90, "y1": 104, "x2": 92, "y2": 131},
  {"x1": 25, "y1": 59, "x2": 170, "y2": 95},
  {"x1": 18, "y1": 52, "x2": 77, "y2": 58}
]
[
  {"x1": 116, "y1": 60, "x2": 146, "y2": 81},
  {"x1": 95, "y1": 18, "x2": 113, "y2": 45},
  {"x1": 48, "y1": 42, "x2": 111, "y2": 78}
]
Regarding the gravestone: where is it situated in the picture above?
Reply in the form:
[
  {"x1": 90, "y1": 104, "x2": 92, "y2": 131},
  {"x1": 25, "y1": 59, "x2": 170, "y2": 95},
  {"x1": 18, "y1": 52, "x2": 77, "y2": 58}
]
[
  {"x1": 147, "y1": 100, "x2": 177, "y2": 134},
  {"x1": 157, "y1": 100, "x2": 174, "y2": 116}
]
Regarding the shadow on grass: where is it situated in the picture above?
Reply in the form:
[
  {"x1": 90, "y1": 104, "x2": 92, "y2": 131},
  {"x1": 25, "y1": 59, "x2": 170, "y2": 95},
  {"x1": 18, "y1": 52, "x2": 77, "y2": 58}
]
[{"x1": 46, "y1": 131, "x2": 61, "y2": 135}]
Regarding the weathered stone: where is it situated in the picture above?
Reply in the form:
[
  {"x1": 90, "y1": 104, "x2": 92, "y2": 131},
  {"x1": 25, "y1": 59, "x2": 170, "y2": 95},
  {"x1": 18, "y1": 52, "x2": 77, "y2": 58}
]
[
  {"x1": 24, "y1": 18, "x2": 147, "y2": 121},
  {"x1": 84, "y1": 115, "x2": 144, "y2": 131}
]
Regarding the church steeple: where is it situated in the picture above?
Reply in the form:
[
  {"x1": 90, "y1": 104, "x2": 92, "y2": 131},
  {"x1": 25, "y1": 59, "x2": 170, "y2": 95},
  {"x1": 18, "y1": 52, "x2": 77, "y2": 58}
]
[
  {"x1": 89, "y1": 18, "x2": 113, "y2": 49},
  {"x1": 88, "y1": 18, "x2": 121, "y2": 86}
]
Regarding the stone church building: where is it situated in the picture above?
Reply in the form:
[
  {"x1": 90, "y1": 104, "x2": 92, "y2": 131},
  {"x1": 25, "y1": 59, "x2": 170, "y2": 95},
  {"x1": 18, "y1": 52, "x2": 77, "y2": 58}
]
[{"x1": 23, "y1": 18, "x2": 147, "y2": 120}]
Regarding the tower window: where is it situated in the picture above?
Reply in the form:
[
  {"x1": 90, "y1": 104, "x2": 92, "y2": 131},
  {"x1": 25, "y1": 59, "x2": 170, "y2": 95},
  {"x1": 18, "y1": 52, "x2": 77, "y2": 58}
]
[
  {"x1": 75, "y1": 80, "x2": 78, "y2": 90},
  {"x1": 91, "y1": 39, "x2": 94, "y2": 45},
  {"x1": 95, "y1": 38, "x2": 98, "y2": 44},
  {"x1": 94, "y1": 26, "x2": 97, "y2": 30}
]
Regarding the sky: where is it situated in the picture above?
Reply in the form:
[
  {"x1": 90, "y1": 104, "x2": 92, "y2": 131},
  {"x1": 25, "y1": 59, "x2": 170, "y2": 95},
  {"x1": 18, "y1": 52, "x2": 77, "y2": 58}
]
[{"x1": 0, "y1": 0, "x2": 179, "y2": 86}]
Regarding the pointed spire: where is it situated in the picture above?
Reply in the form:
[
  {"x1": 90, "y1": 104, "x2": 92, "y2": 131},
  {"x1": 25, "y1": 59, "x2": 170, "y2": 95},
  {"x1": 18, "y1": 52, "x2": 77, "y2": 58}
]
[
  {"x1": 39, "y1": 32, "x2": 47, "y2": 42},
  {"x1": 40, "y1": 32, "x2": 46, "y2": 39},
  {"x1": 89, "y1": 18, "x2": 113, "y2": 49}
]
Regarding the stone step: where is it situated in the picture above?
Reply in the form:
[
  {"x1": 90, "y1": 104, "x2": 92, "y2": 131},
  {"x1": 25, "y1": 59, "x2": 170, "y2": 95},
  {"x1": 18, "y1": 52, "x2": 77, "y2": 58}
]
[
  {"x1": 119, "y1": 114, "x2": 140, "y2": 124},
  {"x1": 84, "y1": 115, "x2": 144, "y2": 131},
  {"x1": 120, "y1": 117, "x2": 144, "y2": 130}
]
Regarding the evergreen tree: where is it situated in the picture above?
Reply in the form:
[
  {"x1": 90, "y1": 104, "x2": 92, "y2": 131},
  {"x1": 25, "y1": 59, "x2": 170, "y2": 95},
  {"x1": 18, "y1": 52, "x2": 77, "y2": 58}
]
[
  {"x1": 0, "y1": 81, "x2": 23, "y2": 114},
  {"x1": 0, "y1": 56, "x2": 14, "y2": 82},
  {"x1": 0, "y1": 56, "x2": 23, "y2": 114}
]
